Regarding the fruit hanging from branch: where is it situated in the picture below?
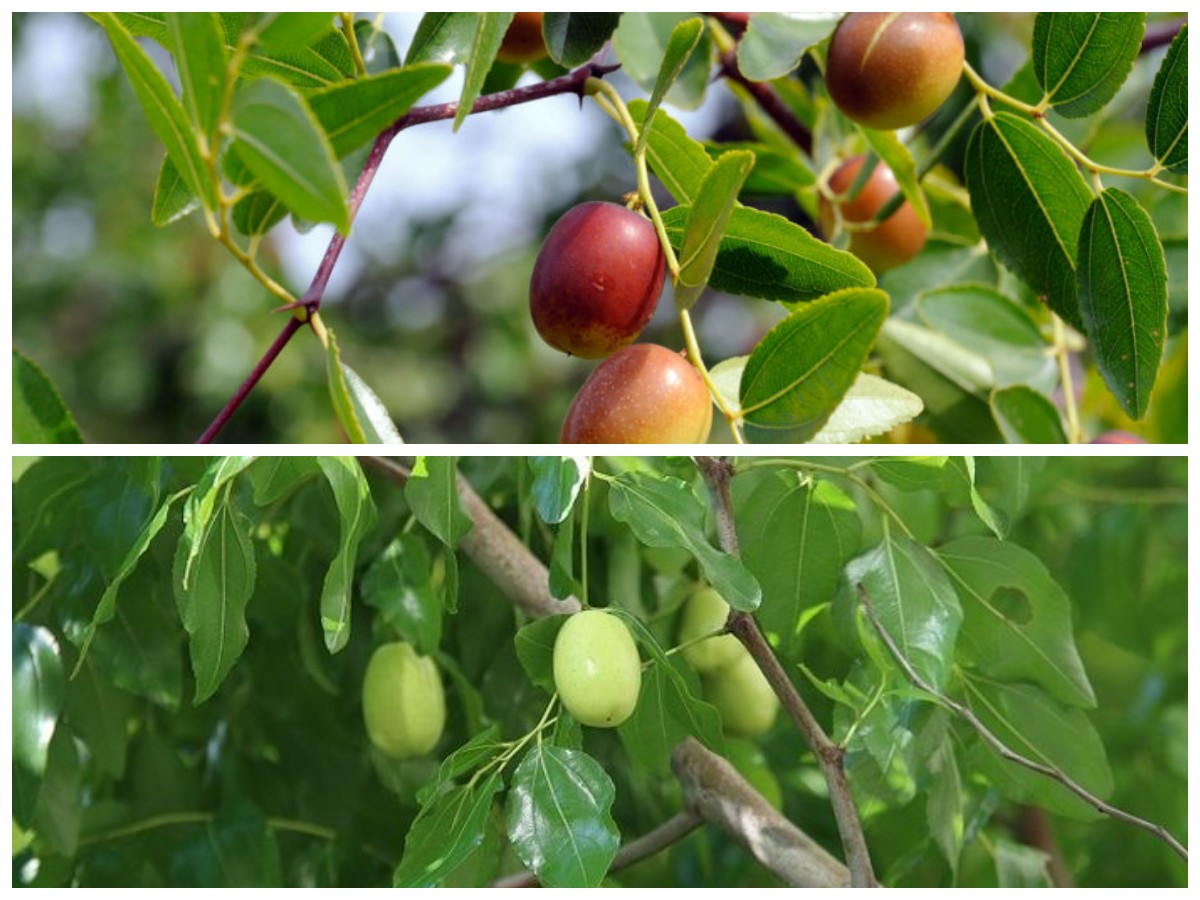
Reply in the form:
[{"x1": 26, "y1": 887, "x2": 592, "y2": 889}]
[
  {"x1": 552, "y1": 609, "x2": 643, "y2": 728},
  {"x1": 362, "y1": 642, "x2": 446, "y2": 759},
  {"x1": 819, "y1": 155, "x2": 927, "y2": 273}
]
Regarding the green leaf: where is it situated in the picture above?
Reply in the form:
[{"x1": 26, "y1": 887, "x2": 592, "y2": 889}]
[
  {"x1": 548, "y1": 507, "x2": 579, "y2": 600},
  {"x1": 615, "y1": 13, "x2": 710, "y2": 112},
  {"x1": 505, "y1": 746, "x2": 620, "y2": 887},
  {"x1": 395, "y1": 770, "x2": 504, "y2": 887},
  {"x1": 166, "y1": 12, "x2": 226, "y2": 142},
  {"x1": 543, "y1": 12, "x2": 622, "y2": 68},
  {"x1": 80, "y1": 458, "x2": 162, "y2": 580},
  {"x1": 736, "y1": 12, "x2": 839, "y2": 81},
  {"x1": 405, "y1": 12, "x2": 478, "y2": 65},
  {"x1": 845, "y1": 536, "x2": 963, "y2": 689},
  {"x1": 179, "y1": 457, "x2": 255, "y2": 590},
  {"x1": 736, "y1": 471, "x2": 861, "y2": 653},
  {"x1": 964, "y1": 112, "x2": 1093, "y2": 328},
  {"x1": 627, "y1": 101, "x2": 713, "y2": 204},
  {"x1": 702, "y1": 140, "x2": 815, "y2": 195},
  {"x1": 990, "y1": 386, "x2": 1067, "y2": 443},
  {"x1": 32, "y1": 725, "x2": 82, "y2": 858},
  {"x1": 1077, "y1": 188, "x2": 1168, "y2": 420},
  {"x1": 964, "y1": 678, "x2": 1111, "y2": 819},
  {"x1": 872, "y1": 457, "x2": 950, "y2": 492},
  {"x1": 13, "y1": 623, "x2": 65, "y2": 778},
  {"x1": 941, "y1": 457, "x2": 1007, "y2": 537},
  {"x1": 529, "y1": 456, "x2": 590, "y2": 525},
  {"x1": 515, "y1": 615, "x2": 567, "y2": 696},
  {"x1": 995, "y1": 839, "x2": 1052, "y2": 887},
  {"x1": 922, "y1": 719, "x2": 964, "y2": 875},
  {"x1": 880, "y1": 317, "x2": 994, "y2": 396},
  {"x1": 453, "y1": 14, "x2": 515, "y2": 132},
  {"x1": 316, "y1": 457, "x2": 377, "y2": 653},
  {"x1": 324, "y1": 330, "x2": 404, "y2": 444},
  {"x1": 91, "y1": 13, "x2": 216, "y2": 210},
  {"x1": 64, "y1": 656, "x2": 133, "y2": 780},
  {"x1": 809, "y1": 372, "x2": 924, "y2": 444},
  {"x1": 740, "y1": 288, "x2": 889, "y2": 443},
  {"x1": 637, "y1": 17, "x2": 705, "y2": 154},
  {"x1": 238, "y1": 24, "x2": 355, "y2": 89},
  {"x1": 406, "y1": 457, "x2": 473, "y2": 547},
  {"x1": 255, "y1": 12, "x2": 336, "y2": 51},
  {"x1": 608, "y1": 471, "x2": 761, "y2": 611},
  {"x1": 230, "y1": 76, "x2": 350, "y2": 233},
  {"x1": 1145, "y1": 24, "x2": 1187, "y2": 173},
  {"x1": 309, "y1": 64, "x2": 452, "y2": 158},
  {"x1": 361, "y1": 536, "x2": 443, "y2": 657},
  {"x1": 618, "y1": 659, "x2": 724, "y2": 775},
  {"x1": 661, "y1": 205, "x2": 875, "y2": 303},
  {"x1": 12, "y1": 349, "x2": 83, "y2": 443},
  {"x1": 675, "y1": 149, "x2": 755, "y2": 310},
  {"x1": 152, "y1": 155, "x2": 199, "y2": 227},
  {"x1": 1032, "y1": 13, "x2": 1145, "y2": 117},
  {"x1": 859, "y1": 132, "x2": 931, "y2": 227},
  {"x1": 416, "y1": 725, "x2": 504, "y2": 806},
  {"x1": 938, "y1": 535, "x2": 1096, "y2": 708},
  {"x1": 232, "y1": 189, "x2": 287, "y2": 236}
]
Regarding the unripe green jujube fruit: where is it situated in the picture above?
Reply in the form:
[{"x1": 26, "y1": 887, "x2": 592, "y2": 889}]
[
  {"x1": 704, "y1": 649, "x2": 779, "y2": 737},
  {"x1": 552, "y1": 609, "x2": 642, "y2": 728},
  {"x1": 679, "y1": 586, "x2": 742, "y2": 673},
  {"x1": 362, "y1": 642, "x2": 446, "y2": 759}
]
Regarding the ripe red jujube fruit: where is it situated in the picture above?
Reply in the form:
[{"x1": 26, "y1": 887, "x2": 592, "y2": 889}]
[
  {"x1": 819, "y1": 155, "x2": 927, "y2": 273},
  {"x1": 497, "y1": 12, "x2": 548, "y2": 65}
]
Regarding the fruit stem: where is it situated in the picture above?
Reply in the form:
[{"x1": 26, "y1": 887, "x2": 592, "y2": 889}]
[
  {"x1": 341, "y1": 13, "x2": 368, "y2": 78},
  {"x1": 680, "y1": 309, "x2": 745, "y2": 443},
  {"x1": 1052, "y1": 314, "x2": 1084, "y2": 444}
]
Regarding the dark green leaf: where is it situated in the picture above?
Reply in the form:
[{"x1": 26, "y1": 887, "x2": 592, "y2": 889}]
[
  {"x1": 13, "y1": 623, "x2": 65, "y2": 778},
  {"x1": 661, "y1": 205, "x2": 875, "y2": 303},
  {"x1": 675, "y1": 149, "x2": 755, "y2": 310},
  {"x1": 230, "y1": 76, "x2": 350, "y2": 233},
  {"x1": 615, "y1": 13, "x2": 710, "y2": 112},
  {"x1": 627, "y1": 101, "x2": 713, "y2": 204},
  {"x1": 608, "y1": 471, "x2": 761, "y2": 611},
  {"x1": 938, "y1": 535, "x2": 1095, "y2": 708},
  {"x1": 505, "y1": 746, "x2": 619, "y2": 887},
  {"x1": 637, "y1": 17, "x2": 705, "y2": 150},
  {"x1": 406, "y1": 12, "x2": 480, "y2": 65},
  {"x1": 1145, "y1": 24, "x2": 1187, "y2": 173},
  {"x1": 548, "y1": 508, "x2": 579, "y2": 600},
  {"x1": 1032, "y1": 13, "x2": 1144, "y2": 117},
  {"x1": 166, "y1": 12, "x2": 226, "y2": 141},
  {"x1": 452, "y1": 14, "x2": 515, "y2": 132},
  {"x1": 238, "y1": 26, "x2": 355, "y2": 89},
  {"x1": 1077, "y1": 188, "x2": 1168, "y2": 420},
  {"x1": 872, "y1": 457, "x2": 950, "y2": 491},
  {"x1": 618, "y1": 658, "x2": 725, "y2": 775},
  {"x1": 255, "y1": 12, "x2": 336, "y2": 51},
  {"x1": 247, "y1": 457, "x2": 320, "y2": 506},
  {"x1": 361, "y1": 536, "x2": 442, "y2": 657},
  {"x1": 514, "y1": 615, "x2": 567, "y2": 695},
  {"x1": 231, "y1": 189, "x2": 287, "y2": 236},
  {"x1": 529, "y1": 456, "x2": 590, "y2": 525},
  {"x1": 543, "y1": 12, "x2": 622, "y2": 68},
  {"x1": 316, "y1": 457, "x2": 376, "y2": 653},
  {"x1": 416, "y1": 725, "x2": 504, "y2": 805},
  {"x1": 152, "y1": 154, "x2": 199, "y2": 227},
  {"x1": 395, "y1": 770, "x2": 504, "y2": 887},
  {"x1": 32, "y1": 726, "x2": 82, "y2": 858},
  {"x1": 80, "y1": 458, "x2": 161, "y2": 580},
  {"x1": 12, "y1": 349, "x2": 83, "y2": 443},
  {"x1": 736, "y1": 12, "x2": 839, "y2": 81},
  {"x1": 740, "y1": 288, "x2": 889, "y2": 443},
  {"x1": 990, "y1": 386, "x2": 1068, "y2": 443},
  {"x1": 405, "y1": 456, "x2": 473, "y2": 547},
  {"x1": 702, "y1": 140, "x2": 815, "y2": 195},
  {"x1": 64, "y1": 656, "x2": 133, "y2": 780},
  {"x1": 964, "y1": 112, "x2": 1093, "y2": 328}
]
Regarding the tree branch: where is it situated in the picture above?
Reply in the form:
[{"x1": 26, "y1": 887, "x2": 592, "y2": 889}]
[
  {"x1": 855, "y1": 583, "x2": 1189, "y2": 863},
  {"x1": 718, "y1": 50, "x2": 813, "y2": 156},
  {"x1": 1141, "y1": 18, "x2": 1185, "y2": 54},
  {"x1": 696, "y1": 457, "x2": 877, "y2": 887}
]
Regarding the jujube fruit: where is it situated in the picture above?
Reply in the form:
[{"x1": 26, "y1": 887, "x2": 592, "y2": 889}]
[
  {"x1": 704, "y1": 649, "x2": 779, "y2": 737},
  {"x1": 497, "y1": 12, "x2": 548, "y2": 65},
  {"x1": 819, "y1": 155, "x2": 926, "y2": 273},
  {"x1": 679, "y1": 585, "x2": 742, "y2": 673},
  {"x1": 530, "y1": 201, "x2": 666, "y2": 359},
  {"x1": 560, "y1": 344, "x2": 713, "y2": 443},
  {"x1": 552, "y1": 609, "x2": 642, "y2": 728},
  {"x1": 1090, "y1": 431, "x2": 1146, "y2": 444},
  {"x1": 826, "y1": 13, "x2": 965, "y2": 130},
  {"x1": 362, "y1": 642, "x2": 446, "y2": 759}
]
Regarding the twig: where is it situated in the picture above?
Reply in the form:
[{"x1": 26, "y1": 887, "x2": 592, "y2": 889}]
[
  {"x1": 696, "y1": 457, "x2": 878, "y2": 887},
  {"x1": 855, "y1": 584, "x2": 1188, "y2": 863},
  {"x1": 1141, "y1": 19, "x2": 1185, "y2": 54}
]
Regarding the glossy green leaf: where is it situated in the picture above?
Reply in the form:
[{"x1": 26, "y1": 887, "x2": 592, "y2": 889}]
[
  {"x1": 32, "y1": 725, "x2": 82, "y2": 858},
  {"x1": 406, "y1": 12, "x2": 477, "y2": 65},
  {"x1": 13, "y1": 624, "x2": 65, "y2": 777},
  {"x1": 1077, "y1": 188, "x2": 1168, "y2": 420},
  {"x1": 1032, "y1": 13, "x2": 1144, "y2": 117},
  {"x1": 362, "y1": 536, "x2": 442, "y2": 657},
  {"x1": 395, "y1": 770, "x2": 504, "y2": 887},
  {"x1": 846, "y1": 535, "x2": 962, "y2": 689},
  {"x1": 736, "y1": 12, "x2": 839, "y2": 81},
  {"x1": 247, "y1": 457, "x2": 319, "y2": 507},
  {"x1": 529, "y1": 456, "x2": 590, "y2": 525},
  {"x1": 941, "y1": 457, "x2": 1007, "y2": 538},
  {"x1": 64, "y1": 656, "x2": 133, "y2": 780},
  {"x1": 675, "y1": 149, "x2": 755, "y2": 310},
  {"x1": 166, "y1": 12, "x2": 226, "y2": 141},
  {"x1": 964, "y1": 112, "x2": 1092, "y2": 328},
  {"x1": 406, "y1": 456, "x2": 473, "y2": 547},
  {"x1": 80, "y1": 459, "x2": 162, "y2": 581},
  {"x1": 453, "y1": 14, "x2": 515, "y2": 132},
  {"x1": 627, "y1": 101, "x2": 712, "y2": 204},
  {"x1": 152, "y1": 155, "x2": 199, "y2": 227},
  {"x1": 809, "y1": 372, "x2": 924, "y2": 444},
  {"x1": 230, "y1": 77, "x2": 349, "y2": 233},
  {"x1": 702, "y1": 140, "x2": 815, "y2": 195},
  {"x1": 618, "y1": 659, "x2": 724, "y2": 775},
  {"x1": 232, "y1": 189, "x2": 286, "y2": 235},
  {"x1": 872, "y1": 457, "x2": 950, "y2": 492},
  {"x1": 990, "y1": 386, "x2": 1067, "y2": 443},
  {"x1": 736, "y1": 471, "x2": 860, "y2": 652},
  {"x1": 316, "y1": 457, "x2": 377, "y2": 653},
  {"x1": 309, "y1": 64, "x2": 452, "y2": 158},
  {"x1": 608, "y1": 471, "x2": 761, "y2": 611},
  {"x1": 637, "y1": 17, "x2": 705, "y2": 154},
  {"x1": 1145, "y1": 24, "x2": 1187, "y2": 173},
  {"x1": 91, "y1": 13, "x2": 215, "y2": 210},
  {"x1": 661, "y1": 205, "x2": 875, "y2": 303},
  {"x1": 544, "y1": 12, "x2": 623, "y2": 68},
  {"x1": 324, "y1": 330, "x2": 403, "y2": 444},
  {"x1": 939, "y1": 536, "x2": 1095, "y2": 707},
  {"x1": 505, "y1": 746, "x2": 620, "y2": 887},
  {"x1": 12, "y1": 349, "x2": 83, "y2": 443},
  {"x1": 740, "y1": 288, "x2": 889, "y2": 443},
  {"x1": 255, "y1": 12, "x2": 336, "y2": 51},
  {"x1": 179, "y1": 457, "x2": 254, "y2": 589},
  {"x1": 514, "y1": 615, "x2": 566, "y2": 696},
  {"x1": 615, "y1": 13, "x2": 710, "y2": 111},
  {"x1": 859, "y1": 132, "x2": 931, "y2": 227},
  {"x1": 239, "y1": 25, "x2": 354, "y2": 89},
  {"x1": 173, "y1": 496, "x2": 255, "y2": 703}
]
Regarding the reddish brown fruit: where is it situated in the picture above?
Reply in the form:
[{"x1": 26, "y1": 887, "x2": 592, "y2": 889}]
[
  {"x1": 1090, "y1": 431, "x2": 1146, "y2": 444},
  {"x1": 826, "y1": 13, "x2": 965, "y2": 130},
  {"x1": 497, "y1": 12, "x2": 548, "y2": 65},
  {"x1": 530, "y1": 201, "x2": 666, "y2": 359},
  {"x1": 560, "y1": 344, "x2": 713, "y2": 444},
  {"x1": 819, "y1": 155, "x2": 927, "y2": 272}
]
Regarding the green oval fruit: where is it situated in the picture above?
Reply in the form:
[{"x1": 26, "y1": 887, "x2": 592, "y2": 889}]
[
  {"x1": 679, "y1": 586, "x2": 742, "y2": 673},
  {"x1": 553, "y1": 609, "x2": 642, "y2": 727},
  {"x1": 704, "y1": 649, "x2": 779, "y2": 737},
  {"x1": 362, "y1": 642, "x2": 446, "y2": 759}
]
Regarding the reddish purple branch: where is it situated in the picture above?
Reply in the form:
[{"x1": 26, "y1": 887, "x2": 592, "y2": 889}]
[
  {"x1": 196, "y1": 59, "x2": 617, "y2": 444},
  {"x1": 1142, "y1": 19, "x2": 1185, "y2": 54},
  {"x1": 719, "y1": 50, "x2": 813, "y2": 156}
]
